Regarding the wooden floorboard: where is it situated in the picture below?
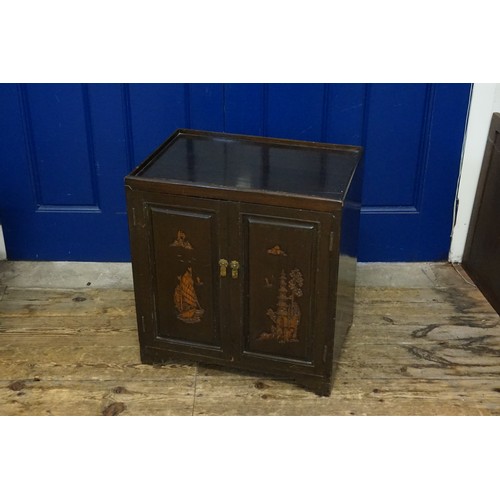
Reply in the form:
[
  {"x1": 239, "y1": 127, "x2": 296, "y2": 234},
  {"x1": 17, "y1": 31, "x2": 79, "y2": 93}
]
[
  {"x1": 1, "y1": 262, "x2": 500, "y2": 415},
  {"x1": 0, "y1": 379, "x2": 196, "y2": 416}
]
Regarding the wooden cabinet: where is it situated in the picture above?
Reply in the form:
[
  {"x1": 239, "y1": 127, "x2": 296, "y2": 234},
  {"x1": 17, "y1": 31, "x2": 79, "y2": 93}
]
[{"x1": 125, "y1": 129, "x2": 363, "y2": 395}]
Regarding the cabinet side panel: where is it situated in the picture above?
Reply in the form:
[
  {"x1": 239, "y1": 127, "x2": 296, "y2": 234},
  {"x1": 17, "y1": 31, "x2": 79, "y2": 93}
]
[
  {"x1": 125, "y1": 187, "x2": 150, "y2": 348},
  {"x1": 333, "y1": 162, "x2": 363, "y2": 364}
]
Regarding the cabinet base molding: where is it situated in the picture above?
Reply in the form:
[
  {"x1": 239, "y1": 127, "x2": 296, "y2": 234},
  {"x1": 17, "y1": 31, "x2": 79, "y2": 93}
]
[{"x1": 141, "y1": 345, "x2": 335, "y2": 396}]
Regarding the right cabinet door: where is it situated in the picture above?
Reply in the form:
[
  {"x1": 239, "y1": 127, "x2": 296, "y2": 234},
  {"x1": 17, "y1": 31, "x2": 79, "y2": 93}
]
[{"x1": 234, "y1": 203, "x2": 336, "y2": 376}]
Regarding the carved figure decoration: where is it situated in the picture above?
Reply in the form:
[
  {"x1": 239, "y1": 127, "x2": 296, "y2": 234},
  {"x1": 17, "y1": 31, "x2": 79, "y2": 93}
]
[
  {"x1": 259, "y1": 268, "x2": 303, "y2": 343},
  {"x1": 174, "y1": 267, "x2": 204, "y2": 323},
  {"x1": 170, "y1": 230, "x2": 193, "y2": 250},
  {"x1": 267, "y1": 245, "x2": 287, "y2": 256},
  {"x1": 264, "y1": 276, "x2": 274, "y2": 288}
]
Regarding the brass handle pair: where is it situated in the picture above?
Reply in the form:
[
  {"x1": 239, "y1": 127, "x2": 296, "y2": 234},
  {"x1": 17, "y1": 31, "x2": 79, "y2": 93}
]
[{"x1": 219, "y1": 259, "x2": 239, "y2": 279}]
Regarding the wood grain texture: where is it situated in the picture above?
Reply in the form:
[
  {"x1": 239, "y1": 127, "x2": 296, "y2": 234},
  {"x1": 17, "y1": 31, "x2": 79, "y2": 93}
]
[
  {"x1": 192, "y1": 376, "x2": 489, "y2": 416},
  {"x1": 1, "y1": 263, "x2": 499, "y2": 415},
  {"x1": 0, "y1": 380, "x2": 195, "y2": 416}
]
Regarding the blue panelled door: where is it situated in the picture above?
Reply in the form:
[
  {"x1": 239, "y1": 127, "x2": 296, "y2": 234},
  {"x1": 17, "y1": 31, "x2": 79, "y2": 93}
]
[{"x1": 0, "y1": 83, "x2": 471, "y2": 262}]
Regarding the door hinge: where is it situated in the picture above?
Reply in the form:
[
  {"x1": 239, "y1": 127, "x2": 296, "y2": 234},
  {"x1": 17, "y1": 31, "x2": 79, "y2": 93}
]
[
  {"x1": 329, "y1": 231, "x2": 334, "y2": 252},
  {"x1": 323, "y1": 345, "x2": 328, "y2": 363}
]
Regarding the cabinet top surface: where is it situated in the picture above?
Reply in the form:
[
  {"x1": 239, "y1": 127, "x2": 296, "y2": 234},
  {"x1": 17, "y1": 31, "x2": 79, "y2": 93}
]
[{"x1": 127, "y1": 129, "x2": 362, "y2": 202}]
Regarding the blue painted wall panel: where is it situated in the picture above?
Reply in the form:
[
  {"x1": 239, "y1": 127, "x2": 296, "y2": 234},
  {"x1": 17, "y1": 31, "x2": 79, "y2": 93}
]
[
  {"x1": 0, "y1": 85, "x2": 45, "y2": 259},
  {"x1": 362, "y1": 84, "x2": 430, "y2": 208},
  {"x1": 188, "y1": 84, "x2": 224, "y2": 131},
  {"x1": 224, "y1": 83, "x2": 265, "y2": 136},
  {"x1": 358, "y1": 84, "x2": 471, "y2": 261},
  {"x1": 266, "y1": 84, "x2": 325, "y2": 141},
  {"x1": 324, "y1": 83, "x2": 366, "y2": 145},
  {"x1": 86, "y1": 83, "x2": 130, "y2": 212},
  {"x1": 0, "y1": 83, "x2": 471, "y2": 262},
  {"x1": 22, "y1": 84, "x2": 97, "y2": 207},
  {"x1": 127, "y1": 83, "x2": 186, "y2": 165}
]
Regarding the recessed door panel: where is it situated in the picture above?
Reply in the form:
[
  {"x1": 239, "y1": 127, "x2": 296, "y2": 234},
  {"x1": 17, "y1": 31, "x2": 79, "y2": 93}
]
[
  {"x1": 148, "y1": 203, "x2": 221, "y2": 349},
  {"x1": 237, "y1": 206, "x2": 334, "y2": 372}
]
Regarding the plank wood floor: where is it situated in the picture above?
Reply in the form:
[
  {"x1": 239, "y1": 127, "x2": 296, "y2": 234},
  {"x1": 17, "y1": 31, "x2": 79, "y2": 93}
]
[{"x1": 1, "y1": 261, "x2": 499, "y2": 416}]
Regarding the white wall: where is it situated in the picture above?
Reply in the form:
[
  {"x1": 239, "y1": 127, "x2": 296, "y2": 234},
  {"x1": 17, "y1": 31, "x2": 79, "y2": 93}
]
[{"x1": 449, "y1": 83, "x2": 500, "y2": 263}]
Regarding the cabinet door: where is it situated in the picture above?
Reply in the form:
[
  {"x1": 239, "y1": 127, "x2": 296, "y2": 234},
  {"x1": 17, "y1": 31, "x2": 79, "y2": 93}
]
[
  {"x1": 232, "y1": 203, "x2": 335, "y2": 375},
  {"x1": 129, "y1": 191, "x2": 229, "y2": 361}
]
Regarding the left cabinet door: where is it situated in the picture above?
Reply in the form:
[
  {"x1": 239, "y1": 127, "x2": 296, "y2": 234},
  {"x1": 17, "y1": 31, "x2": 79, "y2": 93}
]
[{"x1": 127, "y1": 190, "x2": 229, "y2": 363}]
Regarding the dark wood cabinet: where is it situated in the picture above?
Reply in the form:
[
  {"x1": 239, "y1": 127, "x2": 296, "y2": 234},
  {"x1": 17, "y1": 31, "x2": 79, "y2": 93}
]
[{"x1": 125, "y1": 129, "x2": 363, "y2": 395}]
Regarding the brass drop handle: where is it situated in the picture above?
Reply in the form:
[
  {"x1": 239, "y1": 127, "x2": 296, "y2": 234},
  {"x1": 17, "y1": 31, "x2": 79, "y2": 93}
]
[
  {"x1": 230, "y1": 260, "x2": 240, "y2": 279},
  {"x1": 218, "y1": 258, "x2": 229, "y2": 278}
]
